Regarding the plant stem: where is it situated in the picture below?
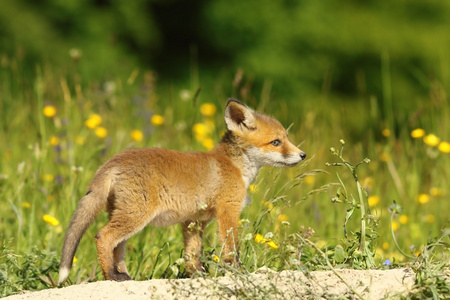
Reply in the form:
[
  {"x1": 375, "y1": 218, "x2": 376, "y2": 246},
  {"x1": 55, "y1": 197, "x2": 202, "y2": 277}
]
[
  {"x1": 390, "y1": 213, "x2": 415, "y2": 259},
  {"x1": 356, "y1": 181, "x2": 366, "y2": 253},
  {"x1": 338, "y1": 152, "x2": 367, "y2": 254}
]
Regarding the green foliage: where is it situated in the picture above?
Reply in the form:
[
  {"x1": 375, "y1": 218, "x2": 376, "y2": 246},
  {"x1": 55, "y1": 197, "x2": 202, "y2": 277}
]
[
  {"x1": 404, "y1": 230, "x2": 450, "y2": 299},
  {"x1": 1, "y1": 0, "x2": 450, "y2": 102},
  {"x1": 0, "y1": 243, "x2": 59, "y2": 297},
  {"x1": 326, "y1": 139, "x2": 377, "y2": 268},
  {"x1": 0, "y1": 9, "x2": 449, "y2": 295},
  {"x1": 0, "y1": 0, "x2": 158, "y2": 79},
  {"x1": 389, "y1": 202, "x2": 450, "y2": 299}
]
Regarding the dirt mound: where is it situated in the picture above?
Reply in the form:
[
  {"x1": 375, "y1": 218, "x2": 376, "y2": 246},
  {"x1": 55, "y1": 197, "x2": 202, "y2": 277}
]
[{"x1": 4, "y1": 268, "x2": 415, "y2": 300}]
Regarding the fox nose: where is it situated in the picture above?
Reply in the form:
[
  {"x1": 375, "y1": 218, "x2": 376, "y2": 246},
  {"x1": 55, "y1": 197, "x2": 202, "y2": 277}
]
[{"x1": 300, "y1": 152, "x2": 306, "y2": 160}]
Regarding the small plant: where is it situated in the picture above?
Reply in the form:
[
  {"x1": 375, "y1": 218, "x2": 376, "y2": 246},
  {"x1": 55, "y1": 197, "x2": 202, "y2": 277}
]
[
  {"x1": 389, "y1": 201, "x2": 450, "y2": 299},
  {"x1": 326, "y1": 139, "x2": 377, "y2": 268},
  {"x1": 0, "y1": 243, "x2": 59, "y2": 297},
  {"x1": 408, "y1": 230, "x2": 450, "y2": 299}
]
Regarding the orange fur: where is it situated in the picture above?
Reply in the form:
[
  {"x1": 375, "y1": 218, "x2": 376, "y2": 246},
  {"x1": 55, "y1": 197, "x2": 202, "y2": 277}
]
[{"x1": 58, "y1": 99, "x2": 306, "y2": 283}]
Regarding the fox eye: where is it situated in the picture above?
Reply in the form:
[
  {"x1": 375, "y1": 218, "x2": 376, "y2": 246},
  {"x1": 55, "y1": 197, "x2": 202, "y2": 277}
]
[{"x1": 270, "y1": 139, "x2": 281, "y2": 146}]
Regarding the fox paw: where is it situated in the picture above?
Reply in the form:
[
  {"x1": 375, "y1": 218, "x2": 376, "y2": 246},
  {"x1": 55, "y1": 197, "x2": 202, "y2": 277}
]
[{"x1": 108, "y1": 270, "x2": 132, "y2": 281}]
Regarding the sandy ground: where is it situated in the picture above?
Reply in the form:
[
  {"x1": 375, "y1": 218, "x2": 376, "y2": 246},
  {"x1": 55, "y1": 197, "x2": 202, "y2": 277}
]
[{"x1": 4, "y1": 268, "x2": 415, "y2": 300}]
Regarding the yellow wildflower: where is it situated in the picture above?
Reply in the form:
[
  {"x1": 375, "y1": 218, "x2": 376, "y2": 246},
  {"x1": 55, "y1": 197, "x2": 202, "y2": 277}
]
[
  {"x1": 212, "y1": 255, "x2": 220, "y2": 262},
  {"x1": 438, "y1": 141, "x2": 450, "y2": 153},
  {"x1": 43, "y1": 174, "x2": 54, "y2": 182},
  {"x1": 277, "y1": 214, "x2": 289, "y2": 222},
  {"x1": 266, "y1": 240, "x2": 280, "y2": 250},
  {"x1": 151, "y1": 114, "x2": 164, "y2": 126},
  {"x1": 263, "y1": 201, "x2": 274, "y2": 211},
  {"x1": 380, "y1": 152, "x2": 390, "y2": 162},
  {"x1": 193, "y1": 123, "x2": 208, "y2": 134},
  {"x1": 430, "y1": 187, "x2": 443, "y2": 197},
  {"x1": 368, "y1": 195, "x2": 380, "y2": 207},
  {"x1": 425, "y1": 214, "x2": 435, "y2": 223},
  {"x1": 254, "y1": 233, "x2": 266, "y2": 244},
  {"x1": 131, "y1": 129, "x2": 144, "y2": 142},
  {"x1": 21, "y1": 202, "x2": 31, "y2": 208},
  {"x1": 43, "y1": 214, "x2": 59, "y2": 226},
  {"x1": 382, "y1": 242, "x2": 389, "y2": 250},
  {"x1": 193, "y1": 123, "x2": 209, "y2": 141},
  {"x1": 382, "y1": 129, "x2": 391, "y2": 137},
  {"x1": 202, "y1": 138, "x2": 215, "y2": 151},
  {"x1": 411, "y1": 128, "x2": 425, "y2": 139},
  {"x1": 49, "y1": 136, "x2": 60, "y2": 146},
  {"x1": 95, "y1": 127, "x2": 107, "y2": 138},
  {"x1": 85, "y1": 113, "x2": 102, "y2": 129},
  {"x1": 249, "y1": 184, "x2": 257, "y2": 193},
  {"x1": 43, "y1": 105, "x2": 57, "y2": 118},
  {"x1": 423, "y1": 134, "x2": 440, "y2": 147},
  {"x1": 73, "y1": 256, "x2": 78, "y2": 264},
  {"x1": 304, "y1": 175, "x2": 315, "y2": 185},
  {"x1": 391, "y1": 221, "x2": 399, "y2": 231},
  {"x1": 200, "y1": 103, "x2": 217, "y2": 117},
  {"x1": 417, "y1": 193, "x2": 430, "y2": 204},
  {"x1": 399, "y1": 215, "x2": 408, "y2": 224}
]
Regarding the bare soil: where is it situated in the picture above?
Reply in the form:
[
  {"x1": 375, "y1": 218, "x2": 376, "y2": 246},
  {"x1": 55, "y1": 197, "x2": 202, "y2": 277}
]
[{"x1": 4, "y1": 268, "x2": 416, "y2": 300}]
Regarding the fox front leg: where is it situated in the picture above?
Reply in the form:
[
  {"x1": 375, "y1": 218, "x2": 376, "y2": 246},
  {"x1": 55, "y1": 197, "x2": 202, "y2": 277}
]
[
  {"x1": 182, "y1": 220, "x2": 208, "y2": 275},
  {"x1": 216, "y1": 205, "x2": 240, "y2": 266}
]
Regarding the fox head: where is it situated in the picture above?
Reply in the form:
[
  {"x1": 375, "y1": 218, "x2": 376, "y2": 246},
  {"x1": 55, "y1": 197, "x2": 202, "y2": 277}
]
[{"x1": 224, "y1": 98, "x2": 306, "y2": 168}]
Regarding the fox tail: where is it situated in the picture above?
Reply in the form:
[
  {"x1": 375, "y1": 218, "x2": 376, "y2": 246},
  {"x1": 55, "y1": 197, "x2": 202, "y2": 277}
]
[{"x1": 57, "y1": 173, "x2": 112, "y2": 284}]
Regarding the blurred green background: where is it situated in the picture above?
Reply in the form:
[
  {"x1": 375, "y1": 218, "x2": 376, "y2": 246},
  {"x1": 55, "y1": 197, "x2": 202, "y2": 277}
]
[
  {"x1": 1, "y1": 0, "x2": 449, "y2": 293},
  {"x1": 2, "y1": 0, "x2": 449, "y2": 102}
]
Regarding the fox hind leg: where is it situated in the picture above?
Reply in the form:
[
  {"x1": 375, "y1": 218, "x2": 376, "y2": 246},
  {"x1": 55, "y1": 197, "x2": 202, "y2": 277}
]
[
  {"x1": 95, "y1": 213, "x2": 149, "y2": 281},
  {"x1": 113, "y1": 239, "x2": 129, "y2": 275}
]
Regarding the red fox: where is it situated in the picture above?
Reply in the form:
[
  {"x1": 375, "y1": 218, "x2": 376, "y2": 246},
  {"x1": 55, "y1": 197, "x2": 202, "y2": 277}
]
[{"x1": 58, "y1": 98, "x2": 306, "y2": 283}]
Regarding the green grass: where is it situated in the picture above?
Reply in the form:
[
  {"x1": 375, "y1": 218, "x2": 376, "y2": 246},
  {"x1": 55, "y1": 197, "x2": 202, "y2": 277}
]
[{"x1": 0, "y1": 58, "x2": 449, "y2": 297}]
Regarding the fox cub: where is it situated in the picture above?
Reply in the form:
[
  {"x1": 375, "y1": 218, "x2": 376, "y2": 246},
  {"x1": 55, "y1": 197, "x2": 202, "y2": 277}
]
[{"x1": 58, "y1": 98, "x2": 306, "y2": 283}]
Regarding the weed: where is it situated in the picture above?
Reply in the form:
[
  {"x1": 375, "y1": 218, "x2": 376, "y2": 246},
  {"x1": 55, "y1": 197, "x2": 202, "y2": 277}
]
[
  {"x1": 389, "y1": 202, "x2": 450, "y2": 299},
  {"x1": 326, "y1": 139, "x2": 378, "y2": 268},
  {"x1": 408, "y1": 231, "x2": 450, "y2": 299},
  {"x1": 0, "y1": 242, "x2": 59, "y2": 297}
]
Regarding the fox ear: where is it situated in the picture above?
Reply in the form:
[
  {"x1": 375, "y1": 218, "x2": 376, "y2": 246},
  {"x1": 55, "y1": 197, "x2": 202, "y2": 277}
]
[{"x1": 224, "y1": 98, "x2": 257, "y2": 133}]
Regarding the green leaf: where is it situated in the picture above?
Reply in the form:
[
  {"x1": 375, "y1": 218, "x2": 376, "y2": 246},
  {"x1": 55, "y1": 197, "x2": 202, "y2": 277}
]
[
  {"x1": 343, "y1": 206, "x2": 355, "y2": 238},
  {"x1": 333, "y1": 245, "x2": 346, "y2": 263}
]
